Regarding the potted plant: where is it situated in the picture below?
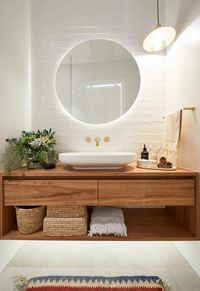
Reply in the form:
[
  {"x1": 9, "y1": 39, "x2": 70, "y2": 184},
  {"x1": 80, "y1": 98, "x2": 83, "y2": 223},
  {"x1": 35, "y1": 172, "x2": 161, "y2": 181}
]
[{"x1": 4, "y1": 128, "x2": 58, "y2": 175}]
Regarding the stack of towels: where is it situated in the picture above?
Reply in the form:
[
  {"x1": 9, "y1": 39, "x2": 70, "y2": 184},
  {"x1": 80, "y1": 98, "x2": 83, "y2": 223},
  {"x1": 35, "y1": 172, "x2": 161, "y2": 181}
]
[{"x1": 88, "y1": 206, "x2": 127, "y2": 237}]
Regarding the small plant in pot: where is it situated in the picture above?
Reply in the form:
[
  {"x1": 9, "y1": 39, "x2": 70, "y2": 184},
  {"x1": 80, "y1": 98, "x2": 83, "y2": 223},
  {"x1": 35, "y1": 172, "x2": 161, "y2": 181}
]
[{"x1": 4, "y1": 128, "x2": 58, "y2": 176}]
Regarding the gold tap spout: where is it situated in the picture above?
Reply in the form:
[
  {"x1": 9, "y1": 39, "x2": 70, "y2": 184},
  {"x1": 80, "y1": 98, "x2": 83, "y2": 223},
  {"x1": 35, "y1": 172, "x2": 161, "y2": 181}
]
[{"x1": 95, "y1": 137, "x2": 101, "y2": 146}]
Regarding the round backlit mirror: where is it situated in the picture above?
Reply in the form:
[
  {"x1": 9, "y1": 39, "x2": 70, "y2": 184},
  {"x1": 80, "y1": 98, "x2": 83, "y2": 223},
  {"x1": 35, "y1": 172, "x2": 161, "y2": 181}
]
[{"x1": 56, "y1": 39, "x2": 140, "y2": 124}]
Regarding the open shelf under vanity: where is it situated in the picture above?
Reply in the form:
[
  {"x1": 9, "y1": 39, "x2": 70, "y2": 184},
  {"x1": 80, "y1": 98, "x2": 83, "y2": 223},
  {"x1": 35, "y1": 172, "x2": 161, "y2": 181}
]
[
  {"x1": 0, "y1": 163, "x2": 199, "y2": 241},
  {"x1": 2, "y1": 207, "x2": 197, "y2": 241}
]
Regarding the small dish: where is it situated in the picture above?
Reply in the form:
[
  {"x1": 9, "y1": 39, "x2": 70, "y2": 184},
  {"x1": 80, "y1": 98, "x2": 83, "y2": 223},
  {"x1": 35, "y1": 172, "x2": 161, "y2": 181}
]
[{"x1": 137, "y1": 159, "x2": 149, "y2": 168}]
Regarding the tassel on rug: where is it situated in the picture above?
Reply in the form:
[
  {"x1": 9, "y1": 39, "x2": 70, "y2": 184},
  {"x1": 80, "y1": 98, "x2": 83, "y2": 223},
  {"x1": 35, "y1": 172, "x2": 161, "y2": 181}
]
[
  {"x1": 156, "y1": 278, "x2": 172, "y2": 291},
  {"x1": 13, "y1": 275, "x2": 29, "y2": 291}
]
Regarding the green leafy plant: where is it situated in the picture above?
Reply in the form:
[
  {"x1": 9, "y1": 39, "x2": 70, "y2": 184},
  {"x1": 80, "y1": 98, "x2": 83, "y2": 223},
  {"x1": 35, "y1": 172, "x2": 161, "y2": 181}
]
[{"x1": 4, "y1": 129, "x2": 58, "y2": 176}]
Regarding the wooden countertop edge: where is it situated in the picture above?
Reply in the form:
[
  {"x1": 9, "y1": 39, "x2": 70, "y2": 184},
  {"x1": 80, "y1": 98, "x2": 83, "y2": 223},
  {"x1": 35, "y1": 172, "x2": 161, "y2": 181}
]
[{"x1": 0, "y1": 162, "x2": 198, "y2": 178}]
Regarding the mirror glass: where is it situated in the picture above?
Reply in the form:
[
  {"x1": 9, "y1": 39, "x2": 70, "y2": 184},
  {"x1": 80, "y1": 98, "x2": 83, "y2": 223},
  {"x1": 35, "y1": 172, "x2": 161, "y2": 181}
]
[{"x1": 56, "y1": 39, "x2": 140, "y2": 124}]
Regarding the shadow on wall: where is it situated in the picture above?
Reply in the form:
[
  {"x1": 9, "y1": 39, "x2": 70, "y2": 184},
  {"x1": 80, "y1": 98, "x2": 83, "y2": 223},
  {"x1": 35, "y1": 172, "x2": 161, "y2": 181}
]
[
  {"x1": 178, "y1": 109, "x2": 200, "y2": 171},
  {"x1": 173, "y1": 0, "x2": 200, "y2": 36}
]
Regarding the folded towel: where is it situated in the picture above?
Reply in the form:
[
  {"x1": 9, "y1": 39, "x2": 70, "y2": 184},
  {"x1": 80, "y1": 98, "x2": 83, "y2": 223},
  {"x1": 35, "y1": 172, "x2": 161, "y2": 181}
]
[
  {"x1": 88, "y1": 207, "x2": 127, "y2": 237},
  {"x1": 163, "y1": 110, "x2": 182, "y2": 166}
]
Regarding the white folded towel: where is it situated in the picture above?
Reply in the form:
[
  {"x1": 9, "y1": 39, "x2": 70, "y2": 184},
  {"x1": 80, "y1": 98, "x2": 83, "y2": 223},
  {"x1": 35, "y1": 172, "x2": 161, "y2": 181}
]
[{"x1": 88, "y1": 207, "x2": 127, "y2": 237}]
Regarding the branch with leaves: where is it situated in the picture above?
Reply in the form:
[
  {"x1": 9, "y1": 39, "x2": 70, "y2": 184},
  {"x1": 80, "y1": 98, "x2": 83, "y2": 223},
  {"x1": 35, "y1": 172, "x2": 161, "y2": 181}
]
[{"x1": 4, "y1": 129, "x2": 58, "y2": 176}]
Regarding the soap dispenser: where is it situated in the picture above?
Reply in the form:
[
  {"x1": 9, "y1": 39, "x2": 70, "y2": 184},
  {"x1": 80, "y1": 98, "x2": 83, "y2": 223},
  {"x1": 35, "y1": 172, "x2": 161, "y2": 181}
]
[{"x1": 141, "y1": 144, "x2": 149, "y2": 160}]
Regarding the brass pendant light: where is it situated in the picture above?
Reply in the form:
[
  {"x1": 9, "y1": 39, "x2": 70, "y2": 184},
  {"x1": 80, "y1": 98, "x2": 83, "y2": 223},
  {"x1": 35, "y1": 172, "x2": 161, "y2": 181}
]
[{"x1": 143, "y1": 0, "x2": 176, "y2": 53}]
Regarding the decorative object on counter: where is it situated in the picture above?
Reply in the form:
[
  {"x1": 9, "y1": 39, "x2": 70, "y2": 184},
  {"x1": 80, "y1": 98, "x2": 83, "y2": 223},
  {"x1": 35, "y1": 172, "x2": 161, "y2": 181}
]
[
  {"x1": 137, "y1": 157, "x2": 175, "y2": 171},
  {"x1": 161, "y1": 145, "x2": 177, "y2": 169},
  {"x1": 4, "y1": 128, "x2": 58, "y2": 176},
  {"x1": 141, "y1": 144, "x2": 149, "y2": 160},
  {"x1": 149, "y1": 145, "x2": 161, "y2": 160},
  {"x1": 88, "y1": 206, "x2": 127, "y2": 237},
  {"x1": 14, "y1": 275, "x2": 171, "y2": 291},
  {"x1": 137, "y1": 159, "x2": 157, "y2": 169},
  {"x1": 137, "y1": 159, "x2": 149, "y2": 168},
  {"x1": 15, "y1": 206, "x2": 46, "y2": 234},
  {"x1": 157, "y1": 156, "x2": 173, "y2": 169},
  {"x1": 43, "y1": 206, "x2": 87, "y2": 236},
  {"x1": 148, "y1": 159, "x2": 158, "y2": 168},
  {"x1": 43, "y1": 162, "x2": 56, "y2": 169},
  {"x1": 159, "y1": 156, "x2": 167, "y2": 165}
]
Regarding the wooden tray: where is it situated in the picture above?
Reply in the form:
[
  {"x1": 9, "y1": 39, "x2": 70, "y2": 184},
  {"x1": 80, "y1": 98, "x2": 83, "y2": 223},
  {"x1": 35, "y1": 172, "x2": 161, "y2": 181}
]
[{"x1": 136, "y1": 165, "x2": 176, "y2": 171}]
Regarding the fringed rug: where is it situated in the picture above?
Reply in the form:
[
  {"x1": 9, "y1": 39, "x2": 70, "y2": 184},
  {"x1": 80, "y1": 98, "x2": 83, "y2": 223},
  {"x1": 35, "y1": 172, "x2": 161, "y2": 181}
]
[{"x1": 14, "y1": 275, "x2": 171, "y2": 291}]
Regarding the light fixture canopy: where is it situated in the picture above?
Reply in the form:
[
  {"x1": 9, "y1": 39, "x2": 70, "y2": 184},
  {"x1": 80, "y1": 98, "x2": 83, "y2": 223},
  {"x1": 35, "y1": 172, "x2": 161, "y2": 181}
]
[{"x1": 143, "y1": 0, "x2": 176, "y2": 53}]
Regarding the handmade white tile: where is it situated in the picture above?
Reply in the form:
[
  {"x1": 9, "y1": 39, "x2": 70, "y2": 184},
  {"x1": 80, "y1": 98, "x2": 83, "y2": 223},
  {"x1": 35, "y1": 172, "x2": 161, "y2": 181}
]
[{"x1": 31, "y1": 0, "x2": 166, "y2": 155}]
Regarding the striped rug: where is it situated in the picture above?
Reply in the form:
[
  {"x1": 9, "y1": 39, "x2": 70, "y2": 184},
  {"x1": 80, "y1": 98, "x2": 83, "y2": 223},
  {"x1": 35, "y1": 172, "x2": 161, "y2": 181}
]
[{"x1": 22, "y1": 275, "x2": 171, "y2": 291}]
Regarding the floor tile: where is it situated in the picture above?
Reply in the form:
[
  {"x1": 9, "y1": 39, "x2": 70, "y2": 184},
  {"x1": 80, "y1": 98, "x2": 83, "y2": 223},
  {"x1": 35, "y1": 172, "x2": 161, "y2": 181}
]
[{"x1": 1, "y1": 241, "x2": 200, "y2": 291}]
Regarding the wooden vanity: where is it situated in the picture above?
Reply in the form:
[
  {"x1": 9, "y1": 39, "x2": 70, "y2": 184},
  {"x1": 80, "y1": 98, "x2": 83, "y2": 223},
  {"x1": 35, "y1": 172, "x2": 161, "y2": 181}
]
[{"x1": 0, "y1": 163, "x2": 199, "y2": 241}]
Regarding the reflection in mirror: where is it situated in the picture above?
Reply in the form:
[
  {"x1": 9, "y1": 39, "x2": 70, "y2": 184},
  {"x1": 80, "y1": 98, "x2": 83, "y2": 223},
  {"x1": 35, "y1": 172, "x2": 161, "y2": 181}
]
[{"x1": 56, "y1": 39, "x2": 140, "y2": 124}]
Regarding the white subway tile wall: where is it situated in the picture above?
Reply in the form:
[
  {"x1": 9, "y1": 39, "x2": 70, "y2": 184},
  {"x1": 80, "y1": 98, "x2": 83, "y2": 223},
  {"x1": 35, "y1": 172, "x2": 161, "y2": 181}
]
[{"x1": 31, "y1": 0, "x2": 166, "y2": 156}]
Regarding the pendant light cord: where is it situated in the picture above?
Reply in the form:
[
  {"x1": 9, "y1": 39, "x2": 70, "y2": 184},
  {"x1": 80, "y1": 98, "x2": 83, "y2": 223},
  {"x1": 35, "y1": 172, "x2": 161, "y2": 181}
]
[{"x1": 157, "y1": 0, "x2": 160, "y2": 25}]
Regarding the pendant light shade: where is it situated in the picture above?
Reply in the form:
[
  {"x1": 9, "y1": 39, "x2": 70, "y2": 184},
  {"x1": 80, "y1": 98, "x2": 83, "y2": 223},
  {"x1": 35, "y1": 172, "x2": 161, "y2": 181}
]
[{"x1": 143, "y1": 0, "x2": 176, "y2": 53}]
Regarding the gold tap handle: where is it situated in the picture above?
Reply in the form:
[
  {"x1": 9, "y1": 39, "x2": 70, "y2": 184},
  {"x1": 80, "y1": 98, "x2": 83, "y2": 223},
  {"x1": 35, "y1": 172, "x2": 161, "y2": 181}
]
[
  {"x1": 85, "y1": 137, "x2": 92, "y2": 143},
  {"x1": 95, "y1": 137, "x2": 100, "y2": 146},
  {"x1": 103, "y1": 136, "x2": 110, "y2": 143}
]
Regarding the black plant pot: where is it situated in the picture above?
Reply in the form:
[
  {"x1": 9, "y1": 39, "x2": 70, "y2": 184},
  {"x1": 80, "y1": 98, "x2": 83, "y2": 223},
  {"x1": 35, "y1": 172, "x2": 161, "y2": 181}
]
[{"x1": 43, "y1": 162, "x2": 56, "y2": 169}]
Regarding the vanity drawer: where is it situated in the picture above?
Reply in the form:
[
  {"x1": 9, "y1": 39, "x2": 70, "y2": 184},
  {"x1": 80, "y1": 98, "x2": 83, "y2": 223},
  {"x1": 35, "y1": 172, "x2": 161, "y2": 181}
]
[
  {"x1": 99, "y1": 179, "x2": 195, "y2": 206},
  {"x1": 4, "y1": 180, "x2": 98, "y2": 206}
]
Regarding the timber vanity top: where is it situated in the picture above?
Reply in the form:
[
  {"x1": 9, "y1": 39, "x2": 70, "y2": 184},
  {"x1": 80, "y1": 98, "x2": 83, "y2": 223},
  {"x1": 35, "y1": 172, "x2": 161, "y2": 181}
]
[
  {"x1": 0, "y1": 162, "x2": 196, "y2": 177},
  {"x1": 0, "y1": 162, "x2": 199, "y2": 241}
]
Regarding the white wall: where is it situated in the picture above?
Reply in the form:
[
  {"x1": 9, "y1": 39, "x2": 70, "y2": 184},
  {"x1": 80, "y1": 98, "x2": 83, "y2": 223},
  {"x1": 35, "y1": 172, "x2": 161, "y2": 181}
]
[
  {"x1": 0, "y1": 0, "x2": 30, "y2": 271},
  {"x1": 0, "y1": 0, "x2": 31, "y2": 165},
  {"x1": 31, "y1": 0, "x2": 166, "y2": 156},
  {"x1": 166, "y1": 0, "x2": 200, "y2": 276}
]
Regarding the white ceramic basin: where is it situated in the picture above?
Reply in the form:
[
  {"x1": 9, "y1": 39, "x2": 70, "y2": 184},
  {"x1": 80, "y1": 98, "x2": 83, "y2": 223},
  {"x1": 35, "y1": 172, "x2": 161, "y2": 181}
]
[{"x1": 59, "y1": 152, "x2": 136, "y2": 169}]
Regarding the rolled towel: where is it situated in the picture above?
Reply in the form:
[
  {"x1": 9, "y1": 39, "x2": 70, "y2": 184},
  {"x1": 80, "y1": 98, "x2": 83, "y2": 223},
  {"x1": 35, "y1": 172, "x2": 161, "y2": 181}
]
[{"x1": 88, "y1": 206, "x2": 127, "y2": 237}]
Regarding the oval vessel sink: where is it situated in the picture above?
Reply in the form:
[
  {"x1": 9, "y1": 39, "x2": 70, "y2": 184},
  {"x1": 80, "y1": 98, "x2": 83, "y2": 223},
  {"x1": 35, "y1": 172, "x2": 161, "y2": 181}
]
[{"x1": 59, "y1": 152, "x2": 136, "y2": 169}]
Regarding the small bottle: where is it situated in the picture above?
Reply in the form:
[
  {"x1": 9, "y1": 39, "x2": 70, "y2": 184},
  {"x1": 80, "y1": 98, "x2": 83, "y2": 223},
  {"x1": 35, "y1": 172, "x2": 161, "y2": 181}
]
[{"x1": 141, "y1": 144, "x2": 149, "y2": 160}]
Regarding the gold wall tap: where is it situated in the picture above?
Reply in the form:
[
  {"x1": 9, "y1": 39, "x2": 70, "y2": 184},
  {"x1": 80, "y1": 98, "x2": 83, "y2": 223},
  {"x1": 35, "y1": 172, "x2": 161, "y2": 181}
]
[
  {"x1": 85, "y1": 136, "x2": 92, "y2": 143},
  {"x1": 103, "y1": 136, "x2": 110, "y2": 143},
  {"x1": 95, "y1": 137, "x2": 101, "y2": 146}
]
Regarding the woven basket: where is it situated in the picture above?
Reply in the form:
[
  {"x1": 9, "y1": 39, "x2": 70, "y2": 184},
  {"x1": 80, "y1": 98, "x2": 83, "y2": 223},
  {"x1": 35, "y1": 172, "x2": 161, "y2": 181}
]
[
  {"x1": 15, "y1": 206, "x2": 46, "y2": 234},
  {"x1": 43, "y1": 209, "x2": 87, "y2": 236},
  {"x1": 47, "y1": 205, "x2": 86, "y2": 218}
]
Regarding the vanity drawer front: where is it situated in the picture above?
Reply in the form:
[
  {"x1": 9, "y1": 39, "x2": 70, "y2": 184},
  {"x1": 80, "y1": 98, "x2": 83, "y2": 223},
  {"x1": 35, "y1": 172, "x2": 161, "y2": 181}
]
[
  {"x1": 99, "y1": 179, "x2": 195, "y2": 206},
  {"x1": 4, "y1": 180, "x2": 97, "y2": 206}
]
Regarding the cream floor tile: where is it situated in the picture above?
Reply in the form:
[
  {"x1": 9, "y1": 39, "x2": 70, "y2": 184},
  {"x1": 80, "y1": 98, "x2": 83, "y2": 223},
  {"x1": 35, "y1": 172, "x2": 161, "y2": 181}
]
[
  {"x1": 1, "y1": 241, "x2": 200, "y2": 291},
  {"x1": 156, "y1": 242, "x2": 200, "y2": 291},
  {"x1": 0, "y1": 267, "x2": 94, "y2": 291},
  {"x1": 8, "y1": 241, "x2": 95, "y2": 268},
  {"x1": 92, "y1": 242, "x2": 168, "y2": 268},
  {"x1": 91, "y1": 242, "x2": 180, "y2": 291}
]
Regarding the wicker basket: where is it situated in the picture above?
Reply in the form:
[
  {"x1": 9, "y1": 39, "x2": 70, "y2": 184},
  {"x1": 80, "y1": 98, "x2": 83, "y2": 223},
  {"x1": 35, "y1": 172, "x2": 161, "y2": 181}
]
[
  {"x1": 43, "y1": 209, "x2": 87, "y2": 236},
  {"x1": 47, "y1": 205, "x2": 86, "y2": 218},
  {"x1": 15, "y1": 206, "x2": 46, "y2": 234}
]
